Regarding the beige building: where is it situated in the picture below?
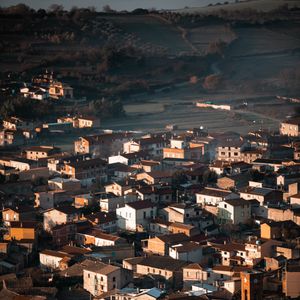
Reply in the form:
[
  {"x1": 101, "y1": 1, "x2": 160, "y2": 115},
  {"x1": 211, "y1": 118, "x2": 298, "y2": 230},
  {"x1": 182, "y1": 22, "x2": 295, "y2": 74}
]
[
  {"x1": 282, "y1": 265, "x2": 300, "y2": 299},
  {"x1": 83, "y1": 261, "x2": 129, "y2": 296},
  {"x1": 43, "y1": 206, "x2": 80, "y2": 231},
  {"x1": 216, "y1": 140, "x2": 245, "y2": 162},
  {"x1": 280, "y1": 119, "x2": 300, "y2": 136},
  {"x1": 25, "y1": 146, "x2": 60, "y2": 161},
  {"x1": 49, "y1": 82, "x2": 73, "y2": 99}
]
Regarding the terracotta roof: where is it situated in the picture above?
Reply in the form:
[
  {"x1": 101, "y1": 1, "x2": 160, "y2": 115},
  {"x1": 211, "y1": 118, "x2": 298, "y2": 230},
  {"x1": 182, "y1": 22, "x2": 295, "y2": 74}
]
[
  {"x1": 83, "y1": 260, "x2": 119, "y2": 274},
  {"x1": 224, "y1": 198, "x2": 250, "y2": 207},
  {"x1": 86, "y1": 211, "x2": 117, "y2": 224},
  {"x1": 40, "y1": 249, "x2": 72, "y2": 259},
  {"x1": 54, "y1": 206, "x2": 79, "y2": 215},
  {"x1": 184, "y1": 263, "x2": 203, "y2": 270},
  {"x1": 80, "y1": 229, "x2": 121, "y2": 241},
  {"x1": 126, "y1": 200, "x2": 154, "y2": 210},
  {"x1": 197, "y1": 187, "x2": 232, "y2": 198},
  {"x1": 9, "y1": 221, "x2": 38, "y2": 228},
  {"x1": 67, "y1": 157, "x2": 106, "y2": 169},
  {"x1": 156, "y1": 233, "x2": 189, "y2": 244},
  {"x1": 137, "y1": 256, "x2": 187, "y2": 271}
]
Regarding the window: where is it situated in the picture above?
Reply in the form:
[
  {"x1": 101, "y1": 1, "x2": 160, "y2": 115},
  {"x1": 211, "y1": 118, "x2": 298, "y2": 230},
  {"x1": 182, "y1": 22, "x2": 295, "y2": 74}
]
[
  {"x1": 143, "y1": 211, "x2": 146, "y2": 219},
  {"x1": 88, "y1": 273, "x2": 90, "y2": 278},
  {"x1": 113, "y1": 277, "x2": 116, "y2": 282}
]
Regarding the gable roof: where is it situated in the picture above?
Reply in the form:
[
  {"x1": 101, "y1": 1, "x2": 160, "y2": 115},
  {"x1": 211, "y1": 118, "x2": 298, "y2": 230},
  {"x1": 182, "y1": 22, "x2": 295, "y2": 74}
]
[{"x1": 126, "y1": 200, "x2": 154, "y2": 210}]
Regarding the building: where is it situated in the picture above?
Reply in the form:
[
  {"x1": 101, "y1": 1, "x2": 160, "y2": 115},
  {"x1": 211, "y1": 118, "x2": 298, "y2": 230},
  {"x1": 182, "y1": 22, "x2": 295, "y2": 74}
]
[
  {"x1": 216, "y1": 140, "x2": 245, "y2": 162},
  {"x1": 75, "y1": 133, "x2": 132, "y2": 157},
  {"x1": 240, "y1": 271, "x2": 263, "y2": 300},
  {"x1": 123, "y1": 136, "x2": 167, "y2": 157},
  {"x1": 43, "y1": 206, "x2": 81, "y2": 231},
  {"x1": 76, "y1": 229, "x2": 127, "y2": 247},
  {"x1": 25, "y1": 146, "x2": 61, "y2": 161},
  {"x1": 218, "y1": 198, "x2": 251, "y2": 225},
  {"x1": 142, "y1": 233, "x2": 189, "y2": 256},
  {"x1": 116, "y1": 200, "x2": 157, "y2": 231},
  {"x1": 49, "y1": 81, "x2": 73, "y2": 99},
  {"x1": 134, "y1": 256, "x2": 187, "y2": 289},
  {"x1": 280, "y1": 119, "x2": 300, "y2": 136},
  {"x1": 240, "y1": 187, "x2": 283, "y2": 205},
  {"x1": 83, "y1": 261, "x2": 131, "y2": 296},
  {"x1": 282, "y1": 264, "x2": 300, "y2": 298},
  {"x1": 2, "y1": 206, "x2": 36, "y2": 226},
  {"x1": 61, "y1": 157, "x2": 107, "y2": 186},
  {"x1": 196, "y1": 187, "x2": 239, "y2": 206}
]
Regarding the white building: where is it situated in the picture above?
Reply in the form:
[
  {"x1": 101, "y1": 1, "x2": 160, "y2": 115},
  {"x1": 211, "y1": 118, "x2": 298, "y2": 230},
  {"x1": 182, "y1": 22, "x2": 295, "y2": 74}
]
[
  {"x1": 218, "y1": 198, "x2": 251, "y2": 225},
  {"x1": 116, "y1": 200, "x2": 157, "y2": 231},
  {"x1": 169, "y1": 242, "x2": 203, "y2": 262},
  {"x1": 196, "y1": 187, "x2": 239, "y2": 206}
]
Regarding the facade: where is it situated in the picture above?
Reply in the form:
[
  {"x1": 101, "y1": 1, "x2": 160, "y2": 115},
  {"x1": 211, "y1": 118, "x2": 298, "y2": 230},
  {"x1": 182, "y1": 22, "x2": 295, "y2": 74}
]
[
  {"x1": 83, "y1": 262, "x2": 130, "y2": 296},
  {"x1": 61, "y1": 157, "x2": 107, "y2": 186},
  {"x1": 116, "y1": 200, "x2": 157, "y2": 231},
  {"x1": 218, "y1": 199, "x2": 251, "y2": 225},
  {"x1": 280, "y1": 119, "x2": 300, "y2": 136},
  {"x1": 43, "y1": 206, "x2": 80, "y2": 231},
  {"x1": 25, "y1": 146, "x2": 60, "y2": 161},
  {"x1": 49, "y1": 82, "x2": 73, "y2": 99}
]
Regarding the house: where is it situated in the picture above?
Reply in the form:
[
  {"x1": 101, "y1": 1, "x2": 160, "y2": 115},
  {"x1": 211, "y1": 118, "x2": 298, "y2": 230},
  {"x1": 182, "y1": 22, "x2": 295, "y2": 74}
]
[
  {"x1": 282, "y1": 264, "x2": 300, "y2": 299},
  {"x1": 40, "y1": 249, "x2": 72, "y2": 270},
  {"x1": 142, "y1": 233, "x2": 189, "y2": 256},
  {"x1": 49, "y1": 81, "x2": 73, "y2": 99},
  {"x1": 2, "y1": 116, "x2": 37, "y2": 131},
  {"x1": 163, "y1": 144, "x2": 205, "y2": 161},
  {"x1": 85, "y1": 211, "x2": 118, "y2": 233},
  {"x1": 52, "y1": 223, "x2": 77, "y2": 248},
  {"x1": 20, "y1": 86, "x2": 48, "y2": 100},
  {"x1": 241, "y1": 149, "x2": 264, "y2": 164},
  {"x1": 25, "y1": 146, "x2": 61, "y2": 161},
  {"x1": 111, "y1": 287, "x2": 164, "y2": 300},
  {"x1": 34, "y1": 190, "x2": 70, "y2": 210},
  {"x1": 217, "y1": 198, "x2": 251, "y2": 225},
  {"x1": 240, "y1": 187, "x2": 283, "y2": 205},
  {"x1": 116, "y1": 200, "x2": 157, "y2": 231},
  {"x1": 168, "y1": 222, "x2": 200, "y2": 237},
  {"x1": 2, "y1": 206, "x2": 36, "y2": 226},
  {"x1": 43, "y1": 206, "x2": 81, "y2": 231},
  {"x1": 162, "y1": 203, "x2": 201, "y2": 224},
  {"x1": 149, "y1": 219, "x2": 171, "y2": 235},
  {"x1": 0, "y1": 129, "x2": 24, "y2": 146},
  {"x1": 216, "y1": 139, "x2": 245, "y2": 162},
  {"x1": 136, "y1": 171, "x2": 173, "y2": 185},
  {"x1": 136, "y1": 186, "x2": 173, "y2": 204},
  {"x1": 244, "y1": 237, "x2": 282, "y2": 266},
  {"x1": 133, "y1": 160, "x2": 161, "y2": 172},
  {"x1": 83, "y1": 261, "x2": 132, "y2": 296},
  {"x1": 76, "y1": 229, "x2": 127, "y2": 247},
  {"x1": 75, "y1": 132, "x2": 132, "y2": 157},
  {"x1": 134, "y1": 256, "x2": 187, "y2": 289},
  {"x1": 61, "y1": 157, "x2": 107, "y2": 186},
  {"x1": 48, "y1": 177, "x2": 81, "y2": 191},
  {"x1": 99, "y1": 192, "x2": 137, "y2": 212},
  {"x1": 74, "y1": 193, "x2": 94, "y2": 208},
  {"x1": 196, "y1": 187, "x2": 239, "y2": 206},
  {"x1": 104, "y1": 182, "x2": 133, "y2": 197},
  {"x1": 169, "y1": 241, "x2": 204, "y2": 262},
  {"x1": 280, "y1": 118, "x2": 300, "y2": 136},
  {"x1": 260, "y1": 221, "x2": 300, "y2": 240},
  {"x1": 75, "y1": 116, "x2": 100, "y2": 128},
  {"x1": 110, "y1": 163, "x2": 137, "y2": 180},
  {"x1": 123, "y1": 136, "x2": 167, "y2": 157},
  {"x1": 3, "y1": 221, "x2": 38, "y2": 243}
]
